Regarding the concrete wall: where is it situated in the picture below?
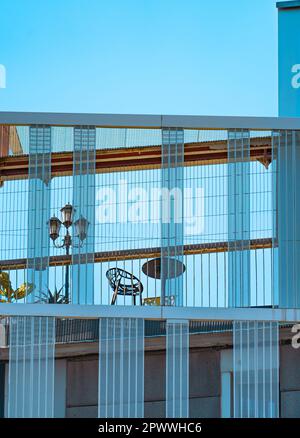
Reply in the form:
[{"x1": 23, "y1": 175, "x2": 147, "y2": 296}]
[
  {"x1": 139, "y1": 348, "x2": 221, "y2": 418},
  {"x1": 4, "y1": 338, "x2": 299, "y2": 417},
  {"x1": 66, "y1": 355, "x2": 98, "y2": 418},
  {"x1": 54, "y1": 360, "x2": 67, "y2": 418},
  {"x1": 64, "y1": 348, "x2": 221, "y2": 418},
  {"x1": 189, "y1": 349, "x2": 221, "y2": 418},
  {"x1": 280, "y1": 344, "x2": 300, "y2": 418},
  {"x1": 63, "y1": 342, "x2": 300, "y2": 418},
  {"x1": 144, "y1": 348, "x2": 221, "y2": 418}
]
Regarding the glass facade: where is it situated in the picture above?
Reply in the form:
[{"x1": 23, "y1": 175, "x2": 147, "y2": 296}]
[
  {"x1": 233, "y1": 321, "x2": 279, "y2": 418},
  {"x1": 0, "y1": 115, "x2": 299, "y2": 418},
  {"x1": 0, "y1": 126, "x2": 281, "y2": 308}
]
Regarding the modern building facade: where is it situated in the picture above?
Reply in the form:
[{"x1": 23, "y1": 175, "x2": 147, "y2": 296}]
[{"x1": 0, "y1": 0, "x2": 300, "y2": 419}]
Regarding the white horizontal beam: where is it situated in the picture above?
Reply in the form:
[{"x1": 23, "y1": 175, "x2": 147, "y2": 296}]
[
  {"x1": 162, "y1": 306, "x2": 300, "y2": 323},
  {"x1": 0, "y1": 304, "x2": 162, "y2": 319},
  {"x1": 0, "y1": 112, "x2": 162, "y2": 129},
  {"x1": 0, "y1": 111, "x2": 299, "y2": 130},
  {"x1": 0, "y1": 304, "x2": 300, "y2": 323}
]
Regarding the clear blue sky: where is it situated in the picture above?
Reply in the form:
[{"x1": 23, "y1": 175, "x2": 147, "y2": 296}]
[{"x1": 0, "y1": 0, "x2": 279, "y2": 116}]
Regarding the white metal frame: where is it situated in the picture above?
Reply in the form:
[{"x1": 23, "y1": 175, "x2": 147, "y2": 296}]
[{"x1": 0, "y1": 304, "x2": 300, "y2": 322}]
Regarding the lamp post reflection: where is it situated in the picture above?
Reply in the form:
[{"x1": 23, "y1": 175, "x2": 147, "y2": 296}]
[{"x1": 48, "y1": 203, "x2": 89, "y2": 302}]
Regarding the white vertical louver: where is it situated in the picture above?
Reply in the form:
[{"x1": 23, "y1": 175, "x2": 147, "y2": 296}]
[
  {"x1": 228, "y1": 129, "x2": 251, "y2": 307},
  {"x1": 8, "y1": 316, "x2": 55, "y2": 418},
  {"x1": 98, "y1": 317, "x2": 144, "y2": 418},
  {"x1": 233, "y1": 321, "x2": 279, "y2": 418},
  {"x1": 27, "y1": 126, "x2": 51, "y2": 302},
  {"x1": 166, "y1": 320, "x2": 189, "y2": 418},
  {"x1": 72, "y1": 126, "x2": 96, "y2": 304}
]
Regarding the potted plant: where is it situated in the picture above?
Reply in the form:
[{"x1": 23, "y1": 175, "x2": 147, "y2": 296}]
[
  {"x1": 0, "y1": 271, "x2": 34, "y2": 303},
  {"x1": 39, "y1": 285, "x2": 69, "y2": 304}
]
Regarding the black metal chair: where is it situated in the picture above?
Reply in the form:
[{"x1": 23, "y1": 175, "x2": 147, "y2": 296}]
[{"x1": 106, "y1": 268, "x2": 143, "y2": 305}]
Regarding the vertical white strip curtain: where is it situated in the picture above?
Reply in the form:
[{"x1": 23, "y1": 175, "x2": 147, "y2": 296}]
[
  {"x1": 27, "y1": 125, "x2": 52, "y2": 302},
  {"x1": 161, "y1": 128, "x2": 184, "y2": 306},
  {"x1": 233, "y1": 321, "x2": 279, "y2": 418},
  {"x1": 162, "y1": 128, "x2": 189, "y2": 417},
  {"x1": 230, "y1": 132, "x2": 280, "y2": 417},
  {"x1": 275, "y1": 130, "x2": 300, "y2": 308},
  {"x1": 8, "y1": 127, "x2": 56, "y2": 418},
  {"x1": 98, "y1": 317, "x2": 144, "y2": 418},
  {"x1": 8, "y1": 316, "x2": 55, "y2": 418},
  {"x1": 228, "y1": 129, "x2": 251, "y2": 307},
  {"x1": 72, "y1": 126, "x2": 96, "y2": 304},
  {"x1": 166, "y1": 320, "x2": 189, "y2": 418}
]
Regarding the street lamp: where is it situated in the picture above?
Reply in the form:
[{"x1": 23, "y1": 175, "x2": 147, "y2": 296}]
[{"x1": 48, "y1": 203, "x2": 89, "y2": 302}]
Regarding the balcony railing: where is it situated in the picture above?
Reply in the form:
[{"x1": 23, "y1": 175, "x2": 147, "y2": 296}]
[{"x1": 0, "y1": 113, "x2": 299, "y2": 310}]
